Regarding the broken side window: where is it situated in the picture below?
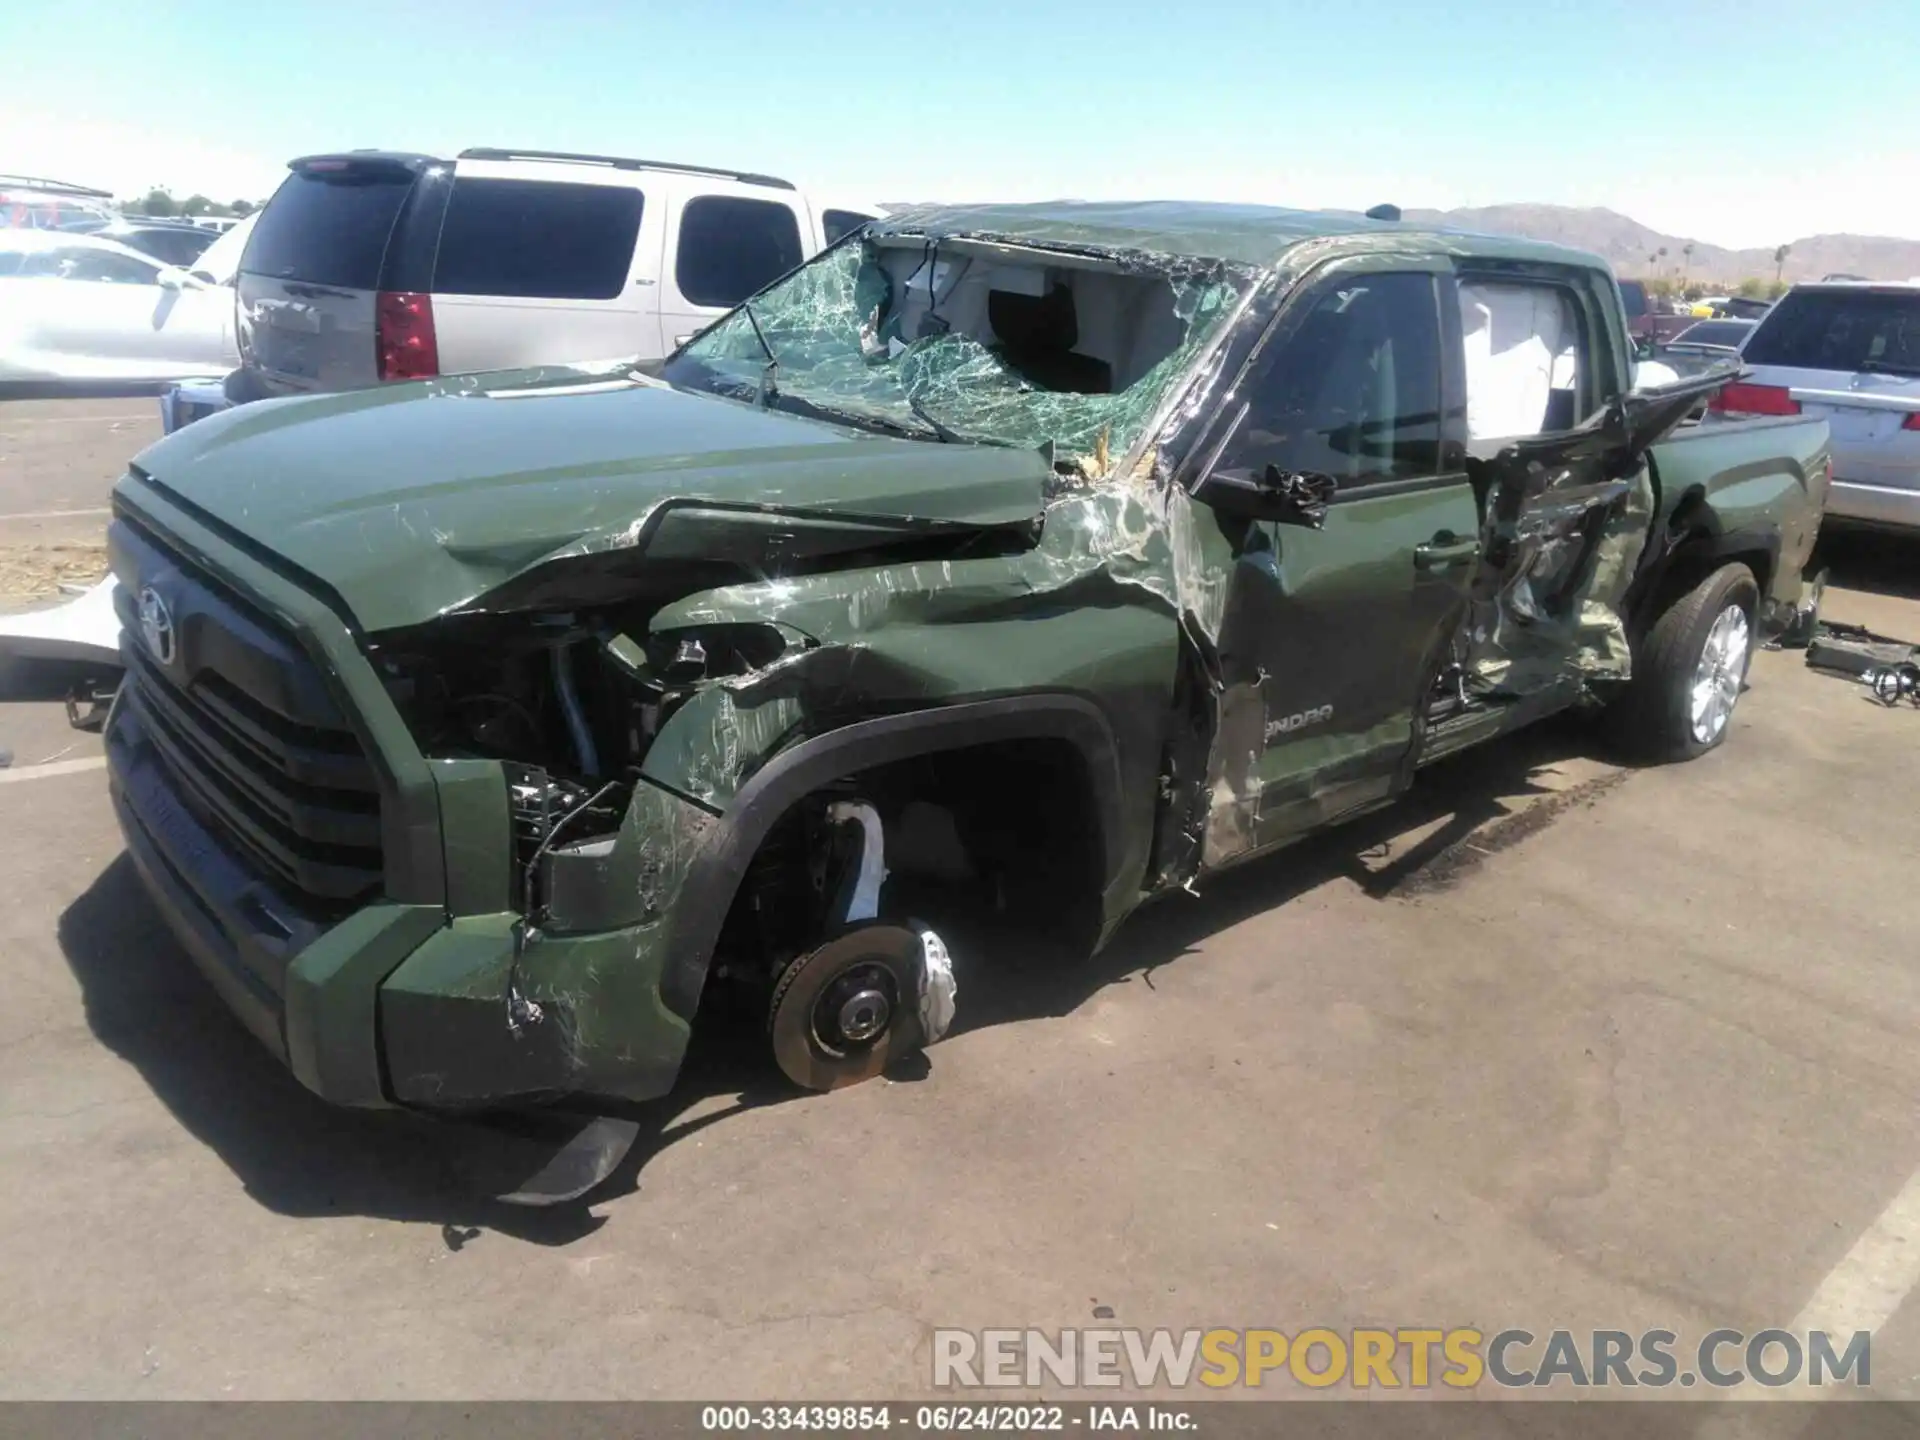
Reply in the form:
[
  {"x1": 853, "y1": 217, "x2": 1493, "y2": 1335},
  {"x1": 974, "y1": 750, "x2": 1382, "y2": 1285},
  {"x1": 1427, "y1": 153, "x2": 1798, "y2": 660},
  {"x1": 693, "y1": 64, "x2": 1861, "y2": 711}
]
[{"x1": 660, "y1": 237, "x2": 1254, "y2": 474}]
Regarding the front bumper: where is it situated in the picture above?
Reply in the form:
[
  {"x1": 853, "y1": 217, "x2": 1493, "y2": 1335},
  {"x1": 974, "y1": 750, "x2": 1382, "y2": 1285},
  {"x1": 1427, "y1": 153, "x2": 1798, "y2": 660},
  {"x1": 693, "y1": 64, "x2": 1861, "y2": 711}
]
[{"x1": 104, "y1": 483, "x2": 696, "y2": 1111}]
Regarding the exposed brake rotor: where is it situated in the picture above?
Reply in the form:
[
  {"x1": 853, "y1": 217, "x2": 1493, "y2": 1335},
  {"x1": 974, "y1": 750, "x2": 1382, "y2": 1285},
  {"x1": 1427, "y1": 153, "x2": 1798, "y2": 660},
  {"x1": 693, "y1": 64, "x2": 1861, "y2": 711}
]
[{"x1": 769, "y1": 923, "x2": 925, "y2": 1091}]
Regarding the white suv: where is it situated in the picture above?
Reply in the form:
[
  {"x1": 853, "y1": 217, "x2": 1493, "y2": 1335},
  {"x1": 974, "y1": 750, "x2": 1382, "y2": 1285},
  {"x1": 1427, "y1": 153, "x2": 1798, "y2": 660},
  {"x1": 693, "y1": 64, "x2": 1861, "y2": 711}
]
[
  {"x1": 229, "y1": 147, "x2": 874, "y2": 399},
  {"x1": 1721, "y1": 281, "x2": 1920, "y2": 532}
]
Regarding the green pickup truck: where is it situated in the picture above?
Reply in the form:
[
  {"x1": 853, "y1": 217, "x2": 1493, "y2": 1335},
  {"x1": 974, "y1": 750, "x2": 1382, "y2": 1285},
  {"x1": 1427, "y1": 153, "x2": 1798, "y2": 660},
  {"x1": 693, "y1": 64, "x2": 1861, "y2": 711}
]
[{"x1": 105, "y1": 203, "x2": 1829, "y2": 1147}]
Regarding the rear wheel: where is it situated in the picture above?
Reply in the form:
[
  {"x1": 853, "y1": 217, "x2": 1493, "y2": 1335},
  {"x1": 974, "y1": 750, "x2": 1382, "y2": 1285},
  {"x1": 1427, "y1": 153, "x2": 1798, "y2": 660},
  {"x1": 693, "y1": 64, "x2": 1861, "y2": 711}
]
[{"x1": 1609, "y1": 562, "x2": 1759, "y2": 762}]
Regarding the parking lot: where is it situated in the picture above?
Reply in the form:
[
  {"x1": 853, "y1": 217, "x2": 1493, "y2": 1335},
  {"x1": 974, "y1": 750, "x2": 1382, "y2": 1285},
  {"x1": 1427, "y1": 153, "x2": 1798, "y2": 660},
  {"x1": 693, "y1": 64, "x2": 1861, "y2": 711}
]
[{"x1": 2, "y1": 396, "x2": 1919, "y2": 1400}]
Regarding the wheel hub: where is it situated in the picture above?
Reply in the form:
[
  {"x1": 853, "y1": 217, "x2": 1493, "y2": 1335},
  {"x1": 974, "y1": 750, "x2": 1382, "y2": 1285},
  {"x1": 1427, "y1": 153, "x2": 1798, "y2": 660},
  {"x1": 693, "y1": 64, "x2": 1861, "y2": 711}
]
[
  {"x1": 835, "y1": 986, "x2": 891, "y2": 1044},
  {"x1": 813, "y1": 963, "x2": 897, "y2": 1051}
]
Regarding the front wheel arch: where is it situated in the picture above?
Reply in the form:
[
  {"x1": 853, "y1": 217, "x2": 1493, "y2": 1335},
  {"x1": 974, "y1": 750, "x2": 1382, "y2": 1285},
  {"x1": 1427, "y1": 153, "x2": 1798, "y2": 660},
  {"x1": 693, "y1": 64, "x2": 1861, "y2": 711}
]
[{"x1": 656, "y1": 695, "x2": 1127, "y2": 1019}]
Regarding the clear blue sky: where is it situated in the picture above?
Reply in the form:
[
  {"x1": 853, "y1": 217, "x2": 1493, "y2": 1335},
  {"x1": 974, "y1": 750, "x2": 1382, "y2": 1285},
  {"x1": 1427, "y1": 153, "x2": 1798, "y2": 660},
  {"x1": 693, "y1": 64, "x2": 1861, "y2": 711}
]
[{"x1": 5, "y1": 0, "x2": 1917, "y2": 247}]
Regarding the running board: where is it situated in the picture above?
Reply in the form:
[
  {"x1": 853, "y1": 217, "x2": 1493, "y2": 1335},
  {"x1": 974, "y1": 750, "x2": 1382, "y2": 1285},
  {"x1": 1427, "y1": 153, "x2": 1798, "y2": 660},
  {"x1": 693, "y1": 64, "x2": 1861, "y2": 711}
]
[{"x1": 1418, "y1": 678, "x2": 1583, "y2": 767}]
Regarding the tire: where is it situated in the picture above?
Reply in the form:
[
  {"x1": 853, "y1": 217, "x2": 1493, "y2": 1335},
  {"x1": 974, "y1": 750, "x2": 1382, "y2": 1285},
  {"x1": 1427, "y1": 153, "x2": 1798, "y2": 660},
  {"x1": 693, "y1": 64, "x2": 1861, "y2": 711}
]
[{"x1": 1608, "y1": 562, "x2": 1760, "y2": 763}]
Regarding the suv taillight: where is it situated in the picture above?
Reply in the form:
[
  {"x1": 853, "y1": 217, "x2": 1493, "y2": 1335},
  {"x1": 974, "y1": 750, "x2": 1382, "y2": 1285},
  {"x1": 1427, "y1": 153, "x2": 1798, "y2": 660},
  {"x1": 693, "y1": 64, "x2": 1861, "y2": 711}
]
[
  {"x1": 1901, "y1": 412, "x2": 1920, "y2": 432},
  {"x1": 376, "y1": 290, "x2": 439, "y2": 380},
  {"x1": 1711, "y1": 381, "x2": 1800, "y2": 416}
]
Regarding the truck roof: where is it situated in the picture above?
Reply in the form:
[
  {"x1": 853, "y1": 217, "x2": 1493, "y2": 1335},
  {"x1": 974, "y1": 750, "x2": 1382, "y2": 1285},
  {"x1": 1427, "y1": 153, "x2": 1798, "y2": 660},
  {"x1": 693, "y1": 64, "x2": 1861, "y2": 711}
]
[{"x1": 868, "y1": 199, "x2": 1607, "y2": 274}]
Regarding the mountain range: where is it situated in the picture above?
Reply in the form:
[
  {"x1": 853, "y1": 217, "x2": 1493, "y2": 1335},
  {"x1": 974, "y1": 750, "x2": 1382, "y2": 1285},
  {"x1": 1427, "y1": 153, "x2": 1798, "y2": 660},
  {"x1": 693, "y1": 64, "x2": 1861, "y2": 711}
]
[{"x1": 1398, "y1": 205, "x2": 1920, "y2": 285}]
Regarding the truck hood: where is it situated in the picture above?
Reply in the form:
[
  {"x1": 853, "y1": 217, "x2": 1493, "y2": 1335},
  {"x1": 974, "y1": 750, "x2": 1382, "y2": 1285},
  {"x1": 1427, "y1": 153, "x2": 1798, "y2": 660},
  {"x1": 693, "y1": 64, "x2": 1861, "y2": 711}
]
[{"x1": 130, "y1": 366, "x2": 1049, "y2": 633}]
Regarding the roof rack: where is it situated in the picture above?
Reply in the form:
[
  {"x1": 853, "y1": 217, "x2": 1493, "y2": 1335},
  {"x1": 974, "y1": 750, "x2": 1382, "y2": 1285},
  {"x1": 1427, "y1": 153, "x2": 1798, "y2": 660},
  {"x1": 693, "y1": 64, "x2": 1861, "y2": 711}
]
[
  {"x1": 0, "y1": 174, "x2": 114, "y2": 199},
  {"x1": 457, "y1": 148, "x2": 795, "y2": 191}
]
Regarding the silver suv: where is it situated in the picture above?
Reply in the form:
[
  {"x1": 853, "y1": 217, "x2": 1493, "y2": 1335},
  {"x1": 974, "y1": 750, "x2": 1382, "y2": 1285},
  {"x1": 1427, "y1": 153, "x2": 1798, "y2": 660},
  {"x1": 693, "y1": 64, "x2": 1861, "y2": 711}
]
[
  {"x1": 1722, "y1": 281, "x2": 1920, "y2": 532},
  {"x1": 230, "y1": 147, "x2": 871, "y2": 402}
]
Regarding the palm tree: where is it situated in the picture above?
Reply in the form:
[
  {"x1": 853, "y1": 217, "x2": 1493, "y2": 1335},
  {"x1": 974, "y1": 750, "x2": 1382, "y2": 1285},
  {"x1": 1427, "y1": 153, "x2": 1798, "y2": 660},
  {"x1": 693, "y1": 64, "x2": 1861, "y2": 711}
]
[
  {"x1": 1681, "y1": 241, "x2": 1696, "y2": 289},
  {"x1": 1774, "y1": 243, "x2": 1791, "y2": 285}
]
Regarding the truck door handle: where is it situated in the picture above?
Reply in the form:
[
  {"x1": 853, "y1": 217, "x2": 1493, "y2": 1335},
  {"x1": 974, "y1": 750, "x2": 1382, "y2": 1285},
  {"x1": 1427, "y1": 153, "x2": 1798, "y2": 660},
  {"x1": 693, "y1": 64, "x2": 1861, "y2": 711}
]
[{"x1": 1414, "y1": 536, "x2": 1480, "y2": 570}]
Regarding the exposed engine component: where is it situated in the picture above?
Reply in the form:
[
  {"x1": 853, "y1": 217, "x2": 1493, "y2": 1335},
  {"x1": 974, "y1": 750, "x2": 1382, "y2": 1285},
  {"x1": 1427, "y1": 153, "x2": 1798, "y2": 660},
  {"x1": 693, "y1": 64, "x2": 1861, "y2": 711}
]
[
  {"x1": 504, "y1": 762, "x2": 629, "y2": 913},
  {"x1": 549, "y1": 637, "x2": 600, "y2": 776},
  {"x1": 372, "y1": 612, "x2": 802, "y2": 784}
]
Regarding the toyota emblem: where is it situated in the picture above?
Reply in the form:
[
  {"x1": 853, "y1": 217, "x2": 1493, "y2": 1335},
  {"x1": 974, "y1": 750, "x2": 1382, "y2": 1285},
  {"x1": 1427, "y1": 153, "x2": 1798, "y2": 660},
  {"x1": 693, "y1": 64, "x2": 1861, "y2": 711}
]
[{"x1": 137, "y1": 586, "x2": 176, "y2": 666}]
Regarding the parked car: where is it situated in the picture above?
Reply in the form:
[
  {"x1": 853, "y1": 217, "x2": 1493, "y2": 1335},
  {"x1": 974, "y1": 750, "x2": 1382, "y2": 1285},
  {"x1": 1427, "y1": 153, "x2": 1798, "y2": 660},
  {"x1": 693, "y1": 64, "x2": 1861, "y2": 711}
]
[
  {"x1": 0, "y1": 229, "x2": 239, "y2": 383},
  {"x1": 74, "y1": 219, "x2": 218, "y2": 268},
  {"x1": 105, "y1": 201, "x2": 1829, "y2": 1186},
  {"x1": 1664, "y1": 318, "x2": 1756, "y2": 356},
  {"x1": 1723, "y1": 281, "x2": 1920, "y2": 531},
  {"x1": 0, "y1": 174, "x2": 116, "y2": 231},
  {"x1": 1650, "y1": 318, "x2": 1757, "y2": 381},
  {"x1": 178, "y1": 211, "x2": 257, "y2": 287},
  {"x1": 224, "y1": 147, "x2": 876, "y2": 404},
  {"x1": 1618, "y1": 278, "x2": 1691, "y2": 346},
  {"x1": 1713, "y1": 296, "x2": 1773, "y2": 321},
  {"x1": 1619, "y1": 278, "x2": 1653, "y2": 339}
]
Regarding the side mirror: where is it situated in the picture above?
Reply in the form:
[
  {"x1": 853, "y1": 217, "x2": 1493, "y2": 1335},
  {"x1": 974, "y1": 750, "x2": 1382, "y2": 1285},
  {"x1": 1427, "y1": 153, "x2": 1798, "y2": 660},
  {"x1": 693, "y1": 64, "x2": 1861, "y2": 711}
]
[
  {"x1": 156, "y1": 266, "x2": 197, "y2": 290},
  {"x1": 1193, "y1": 464, "x2": 1336, "y2": 528}
]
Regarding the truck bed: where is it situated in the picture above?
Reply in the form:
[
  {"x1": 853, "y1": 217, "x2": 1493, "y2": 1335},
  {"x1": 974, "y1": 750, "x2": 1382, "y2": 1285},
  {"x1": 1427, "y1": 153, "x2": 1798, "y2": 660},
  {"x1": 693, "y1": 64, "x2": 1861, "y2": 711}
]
[{"x1": 1647, "y1": 413, "x2": 1831, "y2": 616}]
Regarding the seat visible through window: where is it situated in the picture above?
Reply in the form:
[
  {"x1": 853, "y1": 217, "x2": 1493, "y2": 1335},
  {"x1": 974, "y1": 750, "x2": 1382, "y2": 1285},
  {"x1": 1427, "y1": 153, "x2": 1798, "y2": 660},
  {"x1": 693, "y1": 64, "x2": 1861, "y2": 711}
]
[{"x1": 987, "y1": 284, "x2": 1112, "y2": 394}]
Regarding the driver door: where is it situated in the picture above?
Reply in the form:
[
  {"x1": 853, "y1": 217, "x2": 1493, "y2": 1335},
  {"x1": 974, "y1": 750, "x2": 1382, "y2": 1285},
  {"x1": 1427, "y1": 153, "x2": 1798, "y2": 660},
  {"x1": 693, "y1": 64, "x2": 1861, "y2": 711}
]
[{"x1": 1194, "y1": 259, "x2": 1479, "y2": 868}]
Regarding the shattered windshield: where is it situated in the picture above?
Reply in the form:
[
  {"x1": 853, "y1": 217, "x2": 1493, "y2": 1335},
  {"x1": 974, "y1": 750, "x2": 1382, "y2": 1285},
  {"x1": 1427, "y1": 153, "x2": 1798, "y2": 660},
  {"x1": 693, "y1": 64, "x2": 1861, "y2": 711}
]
[{"x1": 660, "y1": 236, "x2": 1253, "y2": 474}]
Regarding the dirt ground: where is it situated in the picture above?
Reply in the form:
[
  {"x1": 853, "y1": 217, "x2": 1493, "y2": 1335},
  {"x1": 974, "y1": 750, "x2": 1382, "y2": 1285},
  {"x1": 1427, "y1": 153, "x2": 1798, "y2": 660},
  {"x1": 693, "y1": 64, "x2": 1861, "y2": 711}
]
[
  {"x1": 0, "y1": 397, "x2": 136, "y2": 606},
  {"x1": 2, "y1": 397, "x2": 1919, "y2": 1405}
]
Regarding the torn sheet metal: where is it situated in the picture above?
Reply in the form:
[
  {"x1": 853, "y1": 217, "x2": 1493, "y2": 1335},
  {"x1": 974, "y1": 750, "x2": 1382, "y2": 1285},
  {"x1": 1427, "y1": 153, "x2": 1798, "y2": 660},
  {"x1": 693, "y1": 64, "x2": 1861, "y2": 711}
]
[
  {"x1": 1462, "y1": 464, "x2": 1652, "y2": 695},
  {"x1": 1459, "y1": 370, "x2": 1737, "y2": 699},
  {"x1": 635, "y1": 480, "x2": 1202, "y2": 900},
  {"x1": 0, "y1": 577, "x2": 122, "y2": 668}
]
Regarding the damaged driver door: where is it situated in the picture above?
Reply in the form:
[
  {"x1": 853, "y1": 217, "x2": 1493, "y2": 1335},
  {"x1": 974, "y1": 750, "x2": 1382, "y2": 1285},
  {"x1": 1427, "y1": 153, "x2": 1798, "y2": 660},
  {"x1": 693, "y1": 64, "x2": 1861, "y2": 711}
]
[
  {"x1": 1440, "y1": 265, "x2": 1731, "y2": 717},
  {"x1": 1189, "y1": 259, "x2": 1478, "y2": 867}
]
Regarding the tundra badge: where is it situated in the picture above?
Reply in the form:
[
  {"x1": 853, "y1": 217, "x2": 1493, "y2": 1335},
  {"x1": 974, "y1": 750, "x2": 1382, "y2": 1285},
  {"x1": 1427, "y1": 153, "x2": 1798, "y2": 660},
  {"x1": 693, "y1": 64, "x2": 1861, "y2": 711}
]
[{"x1": 1266, "y1": 703, "x2": 1333, "y2": 740}]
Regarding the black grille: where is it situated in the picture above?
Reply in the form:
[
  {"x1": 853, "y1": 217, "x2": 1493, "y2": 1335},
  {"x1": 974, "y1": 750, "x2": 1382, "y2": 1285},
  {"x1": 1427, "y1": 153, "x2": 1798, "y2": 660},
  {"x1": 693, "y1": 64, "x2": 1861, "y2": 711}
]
[{"x1": 115, "y1": 527, "x2": 384, "y2": 913}]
